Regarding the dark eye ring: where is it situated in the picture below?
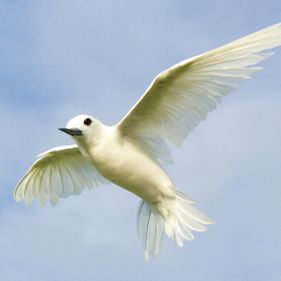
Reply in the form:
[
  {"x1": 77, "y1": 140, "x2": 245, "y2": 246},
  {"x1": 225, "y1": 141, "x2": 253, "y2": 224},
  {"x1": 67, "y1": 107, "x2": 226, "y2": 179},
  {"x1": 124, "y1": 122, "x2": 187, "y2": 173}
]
[{"x1": 84, "y1": 118, "x2": 92, "y2": 126}]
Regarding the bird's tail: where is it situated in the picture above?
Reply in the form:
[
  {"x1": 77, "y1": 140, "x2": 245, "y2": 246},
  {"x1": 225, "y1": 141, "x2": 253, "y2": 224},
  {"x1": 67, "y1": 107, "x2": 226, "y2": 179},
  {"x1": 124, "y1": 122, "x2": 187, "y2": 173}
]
[{"x1": 136, "y1": 189, "x2": 214, "y2": 261}]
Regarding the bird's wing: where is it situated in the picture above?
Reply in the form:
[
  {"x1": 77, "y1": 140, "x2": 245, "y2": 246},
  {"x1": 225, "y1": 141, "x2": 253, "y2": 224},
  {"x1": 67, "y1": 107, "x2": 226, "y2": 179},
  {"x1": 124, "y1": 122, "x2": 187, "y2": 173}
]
[
  {"x1": 117, "y1": 22, "x2": 281, "y2": 165},
  {"x1": 14, "y1": 145, "x2": 109, "y2": 206}
]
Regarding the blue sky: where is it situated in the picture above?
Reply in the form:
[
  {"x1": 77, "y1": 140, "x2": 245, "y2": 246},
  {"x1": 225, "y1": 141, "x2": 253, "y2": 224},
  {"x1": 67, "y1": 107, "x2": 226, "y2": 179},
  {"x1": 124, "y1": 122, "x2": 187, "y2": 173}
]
[{"x1": 1, "y1": 1, "x2": 281, "y2": 280}]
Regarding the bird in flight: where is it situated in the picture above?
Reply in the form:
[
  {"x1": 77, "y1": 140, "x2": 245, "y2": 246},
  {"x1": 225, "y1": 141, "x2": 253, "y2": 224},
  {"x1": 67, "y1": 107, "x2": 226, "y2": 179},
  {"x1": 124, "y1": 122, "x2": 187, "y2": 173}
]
[{"x1": 15, "y1": 22, "x2": 281, "y2": 260}]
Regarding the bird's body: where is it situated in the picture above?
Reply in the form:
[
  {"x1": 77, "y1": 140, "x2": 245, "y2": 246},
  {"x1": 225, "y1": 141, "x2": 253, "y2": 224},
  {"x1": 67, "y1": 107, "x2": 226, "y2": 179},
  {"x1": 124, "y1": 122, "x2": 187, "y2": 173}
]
[
  {"x1": 76, "y1": 121, "x2": 173, "y2": 203},
  {"x1": 14, "y1": 22, "x2": 281, "y2": 260}
]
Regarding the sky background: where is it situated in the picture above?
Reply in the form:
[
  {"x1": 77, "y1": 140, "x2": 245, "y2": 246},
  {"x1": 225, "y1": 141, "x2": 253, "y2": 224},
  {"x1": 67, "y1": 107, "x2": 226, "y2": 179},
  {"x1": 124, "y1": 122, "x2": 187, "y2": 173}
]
[{"x1": 1, "y1": 1, "x2": 281, "y2": 280}]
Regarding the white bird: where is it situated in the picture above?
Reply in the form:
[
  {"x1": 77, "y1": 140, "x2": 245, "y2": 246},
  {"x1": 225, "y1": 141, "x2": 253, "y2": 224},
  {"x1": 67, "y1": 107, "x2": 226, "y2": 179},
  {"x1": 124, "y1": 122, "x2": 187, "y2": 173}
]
[{"x1": 15, "y1": 22, "x2": 281, "y2": 260}]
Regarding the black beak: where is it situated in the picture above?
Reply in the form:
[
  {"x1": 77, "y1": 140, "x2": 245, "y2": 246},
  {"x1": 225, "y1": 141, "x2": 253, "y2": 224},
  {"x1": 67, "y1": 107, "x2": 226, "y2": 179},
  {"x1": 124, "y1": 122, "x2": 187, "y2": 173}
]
[{"x1": 59, "y1": 128, "x2": 83, "y2": 136}]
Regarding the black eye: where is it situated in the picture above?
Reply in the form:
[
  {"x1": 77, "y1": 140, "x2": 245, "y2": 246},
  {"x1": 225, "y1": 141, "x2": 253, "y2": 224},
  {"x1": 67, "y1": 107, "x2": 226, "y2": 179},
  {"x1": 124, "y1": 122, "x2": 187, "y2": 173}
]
[{"x1": 83, "y1": 118, "x2": 92, "y2": 126}]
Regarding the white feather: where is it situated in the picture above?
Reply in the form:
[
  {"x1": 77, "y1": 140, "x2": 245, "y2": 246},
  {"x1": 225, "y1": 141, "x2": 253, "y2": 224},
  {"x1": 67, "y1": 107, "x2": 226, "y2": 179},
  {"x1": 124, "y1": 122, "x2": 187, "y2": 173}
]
[
  {"x1": 117, "y1": 23, "x2": 281, "y2": 164},
  {"x1": 14, "y1": 145, "x2": 109, "y2": 206},
  {"x1": 137, "y1": 190, "x2": 214, "y2": 261}
]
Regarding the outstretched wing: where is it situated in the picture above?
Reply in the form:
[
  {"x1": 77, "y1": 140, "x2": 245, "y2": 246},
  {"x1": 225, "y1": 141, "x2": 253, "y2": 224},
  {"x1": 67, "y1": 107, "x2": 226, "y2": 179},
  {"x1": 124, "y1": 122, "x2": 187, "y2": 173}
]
[
  {"x1": 117, "y1": 22, "x2": 281, "y2": 165},
  {"x1": 14, "y1": 145, "x2": 108, "y2": 206}
]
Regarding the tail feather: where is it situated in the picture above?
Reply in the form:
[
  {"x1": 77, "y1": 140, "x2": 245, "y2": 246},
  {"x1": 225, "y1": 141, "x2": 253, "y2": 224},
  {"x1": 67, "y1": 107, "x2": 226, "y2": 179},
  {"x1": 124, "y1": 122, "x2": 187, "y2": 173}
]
[
  {"x1": 137, "y1": 201, "x2": 164, "y2": 261},
  {"x1": 136, "y1": 189, "x2": 214, "y2": 260}
]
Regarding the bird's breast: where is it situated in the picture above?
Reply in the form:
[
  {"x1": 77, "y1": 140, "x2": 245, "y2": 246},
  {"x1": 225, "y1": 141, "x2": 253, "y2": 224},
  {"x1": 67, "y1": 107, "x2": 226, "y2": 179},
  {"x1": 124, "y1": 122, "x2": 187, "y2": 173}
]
[{"x1": 88, "y1": 135, "x2": 173, "y2": 202}]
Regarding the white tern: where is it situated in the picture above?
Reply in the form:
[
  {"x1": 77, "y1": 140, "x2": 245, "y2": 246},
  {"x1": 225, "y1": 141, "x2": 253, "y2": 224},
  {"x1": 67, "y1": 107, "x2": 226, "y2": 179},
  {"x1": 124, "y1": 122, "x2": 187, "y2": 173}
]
[{"x1": 15, "y1": 22, "x2": 281, "y2": 260}]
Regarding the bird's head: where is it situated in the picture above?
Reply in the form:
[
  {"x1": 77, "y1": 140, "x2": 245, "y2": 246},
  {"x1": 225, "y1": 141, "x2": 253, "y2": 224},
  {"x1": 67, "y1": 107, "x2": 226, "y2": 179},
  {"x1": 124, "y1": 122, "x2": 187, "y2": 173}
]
[{"x1": 59, "y1": 114, "x2": 98, "y2": 141}]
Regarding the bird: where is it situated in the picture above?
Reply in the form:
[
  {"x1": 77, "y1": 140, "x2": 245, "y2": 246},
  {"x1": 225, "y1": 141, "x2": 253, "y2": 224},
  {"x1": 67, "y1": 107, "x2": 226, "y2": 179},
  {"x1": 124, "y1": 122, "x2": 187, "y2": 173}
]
[{"x1": 14, "y1": 22, "x2": 281, "y2": 260}]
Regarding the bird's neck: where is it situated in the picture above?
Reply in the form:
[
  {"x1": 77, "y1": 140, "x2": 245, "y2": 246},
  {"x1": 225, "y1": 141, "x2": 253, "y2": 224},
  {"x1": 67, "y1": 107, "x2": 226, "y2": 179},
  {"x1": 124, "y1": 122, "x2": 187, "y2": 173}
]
[{"x1": 75, "y1": 122, "x2": 108, "y2": 156}]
